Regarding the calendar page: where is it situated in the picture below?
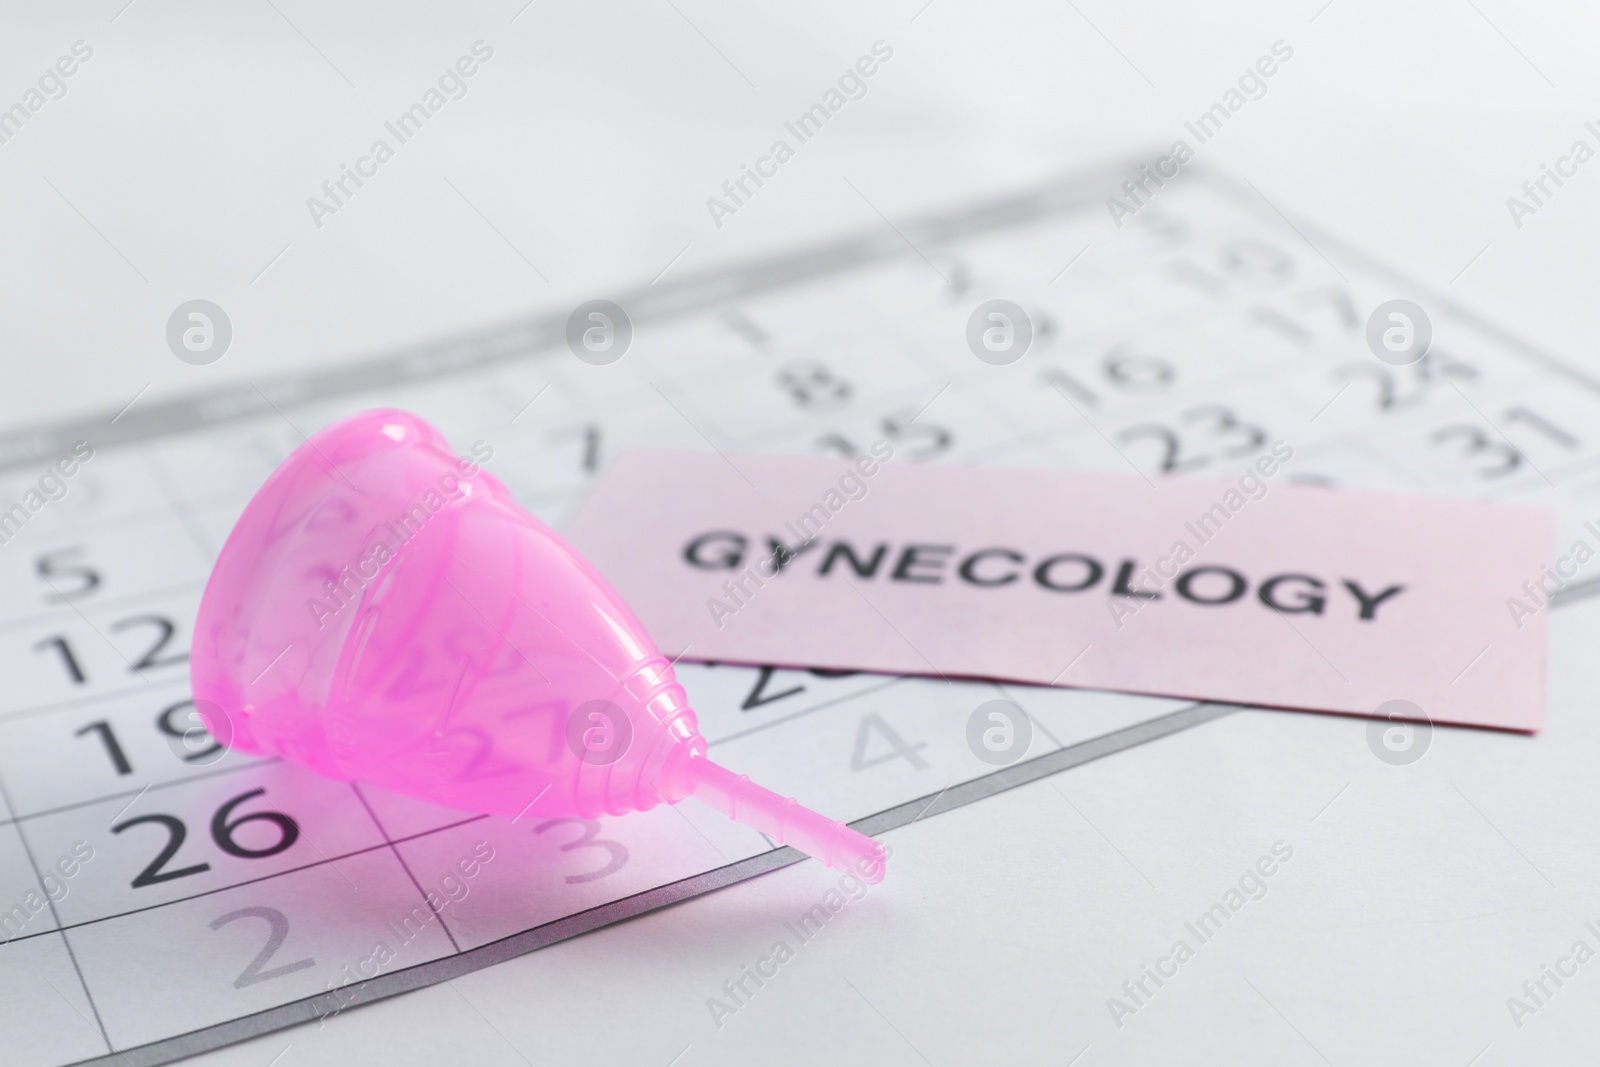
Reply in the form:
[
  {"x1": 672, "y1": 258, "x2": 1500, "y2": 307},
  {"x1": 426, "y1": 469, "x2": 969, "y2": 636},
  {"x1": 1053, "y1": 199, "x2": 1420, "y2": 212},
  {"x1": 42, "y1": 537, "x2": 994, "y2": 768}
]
[{"x1": 0, "y1": 160, "x2": 1591, "y2": 1067}]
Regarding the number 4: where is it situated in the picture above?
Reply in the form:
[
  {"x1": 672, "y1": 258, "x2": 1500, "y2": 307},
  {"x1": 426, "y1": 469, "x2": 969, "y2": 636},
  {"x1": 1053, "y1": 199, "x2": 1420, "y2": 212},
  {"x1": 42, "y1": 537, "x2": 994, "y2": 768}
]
[{"x1": 850, "y1": 714, "x2": 929, "y2": 771}]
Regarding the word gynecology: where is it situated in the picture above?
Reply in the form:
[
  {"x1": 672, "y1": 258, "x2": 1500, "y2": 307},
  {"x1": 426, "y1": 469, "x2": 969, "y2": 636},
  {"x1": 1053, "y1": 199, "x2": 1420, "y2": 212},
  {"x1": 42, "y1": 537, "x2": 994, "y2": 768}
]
[{"x1": 684, "y1": 443, "x2": 1405, "y2": 626}]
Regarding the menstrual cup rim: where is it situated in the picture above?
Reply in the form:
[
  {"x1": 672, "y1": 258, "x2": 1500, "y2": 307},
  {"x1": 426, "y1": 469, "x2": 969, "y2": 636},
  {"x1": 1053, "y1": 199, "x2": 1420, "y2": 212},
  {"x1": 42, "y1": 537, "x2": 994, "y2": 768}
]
[{"x1": 189, "y1": 409, "x2": 468, "y2": 756}]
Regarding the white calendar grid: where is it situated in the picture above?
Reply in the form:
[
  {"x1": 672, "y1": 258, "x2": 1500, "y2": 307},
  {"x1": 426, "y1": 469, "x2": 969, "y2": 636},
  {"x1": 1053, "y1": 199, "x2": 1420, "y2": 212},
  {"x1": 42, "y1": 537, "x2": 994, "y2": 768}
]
[{"x1": 0, "y1": 160, "x2": 1592, "y2": 1066}]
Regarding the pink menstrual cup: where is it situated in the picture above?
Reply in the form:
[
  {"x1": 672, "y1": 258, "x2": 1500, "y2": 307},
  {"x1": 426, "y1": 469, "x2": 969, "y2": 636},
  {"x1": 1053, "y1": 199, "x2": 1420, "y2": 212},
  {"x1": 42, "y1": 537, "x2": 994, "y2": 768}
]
[{"x1": 190, "y1": 409, "x2": 885, "y2": 881}]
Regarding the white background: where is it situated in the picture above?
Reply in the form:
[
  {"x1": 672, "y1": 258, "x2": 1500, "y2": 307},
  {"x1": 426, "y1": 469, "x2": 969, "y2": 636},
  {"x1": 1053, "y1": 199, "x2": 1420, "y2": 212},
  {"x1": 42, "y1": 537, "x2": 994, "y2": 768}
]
[
  {"x1": 3, "y1": 1, "x2": 1599, "y2": 428},
  {"x1": 4, "y1": 1, "x2": 1600, "y2": 1063}
]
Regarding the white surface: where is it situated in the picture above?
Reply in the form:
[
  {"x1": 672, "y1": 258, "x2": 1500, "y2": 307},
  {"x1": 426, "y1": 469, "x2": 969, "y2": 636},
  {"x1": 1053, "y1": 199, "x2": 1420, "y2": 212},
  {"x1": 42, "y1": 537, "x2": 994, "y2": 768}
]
[
  {"x1": 4, "y1": 1, "x2": 1600, "y2": 1064},
  {"x1": 3, "y1": 0, "x2": 1599, "y2": 428},
  {"x1": 190, "y1": 596, "x2": 1600, "y2": 1067}
]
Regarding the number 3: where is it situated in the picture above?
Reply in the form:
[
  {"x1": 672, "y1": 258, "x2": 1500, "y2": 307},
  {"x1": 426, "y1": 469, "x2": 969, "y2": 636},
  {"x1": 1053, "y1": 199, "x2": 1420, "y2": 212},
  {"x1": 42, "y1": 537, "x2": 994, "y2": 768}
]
[
  {"x1": 534, "y1": 818, "x2": 628, "y2": 884},
  {"x1": 1430, "y1": 425, "x2": 1521, "y2": 479}
]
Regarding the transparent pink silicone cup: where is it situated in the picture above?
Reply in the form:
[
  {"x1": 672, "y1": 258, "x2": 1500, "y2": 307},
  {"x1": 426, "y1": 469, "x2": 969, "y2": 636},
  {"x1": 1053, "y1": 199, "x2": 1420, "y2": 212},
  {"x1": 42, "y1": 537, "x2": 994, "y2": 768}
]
[{"x1": 189, "y1": 409, "x2": 885, "y2": 882}]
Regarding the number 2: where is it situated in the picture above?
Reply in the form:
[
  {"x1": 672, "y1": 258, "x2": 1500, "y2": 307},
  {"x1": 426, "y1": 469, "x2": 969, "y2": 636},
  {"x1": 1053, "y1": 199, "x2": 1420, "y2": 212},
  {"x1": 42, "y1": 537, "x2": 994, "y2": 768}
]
[
  {"x1": 1118, "y1": 405, "x2": 1266, "y2": 473},
  {"x1": 209, "y1": 906, "x2": 315, "y2": 988},
  {"x1": 113, "y1": 814, "x2": 211, "y2": 887},
  {"x1": 34, "y1": 614, "x2": 188, "y2": 686},
  {"x1": 112, "y1": 788, "x2": 300, "y2": 889},
  {"x1": 742, "y1": 666, "x2": 804, "y2": 710},
  {"x1": 738, "y1": 665, "x2": 860, "y2": 711},
  {"x1": 114, "y1": 615, "x2": 188, "y2": 671}
]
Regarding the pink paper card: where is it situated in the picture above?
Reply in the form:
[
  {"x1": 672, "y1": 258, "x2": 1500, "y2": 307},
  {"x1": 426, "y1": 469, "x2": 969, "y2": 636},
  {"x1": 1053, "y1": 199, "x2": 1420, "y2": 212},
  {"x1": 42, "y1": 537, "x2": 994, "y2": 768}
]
[{"x1": 564, "y1": 449, "x2": 1552, "y2": 731}]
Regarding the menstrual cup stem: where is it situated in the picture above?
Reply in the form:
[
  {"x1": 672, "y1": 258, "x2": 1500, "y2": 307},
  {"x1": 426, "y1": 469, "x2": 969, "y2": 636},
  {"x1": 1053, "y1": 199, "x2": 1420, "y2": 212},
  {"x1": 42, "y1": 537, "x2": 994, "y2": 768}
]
[{"x1": 684, "y1": 756, "x2": 886, "y2": 883}]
